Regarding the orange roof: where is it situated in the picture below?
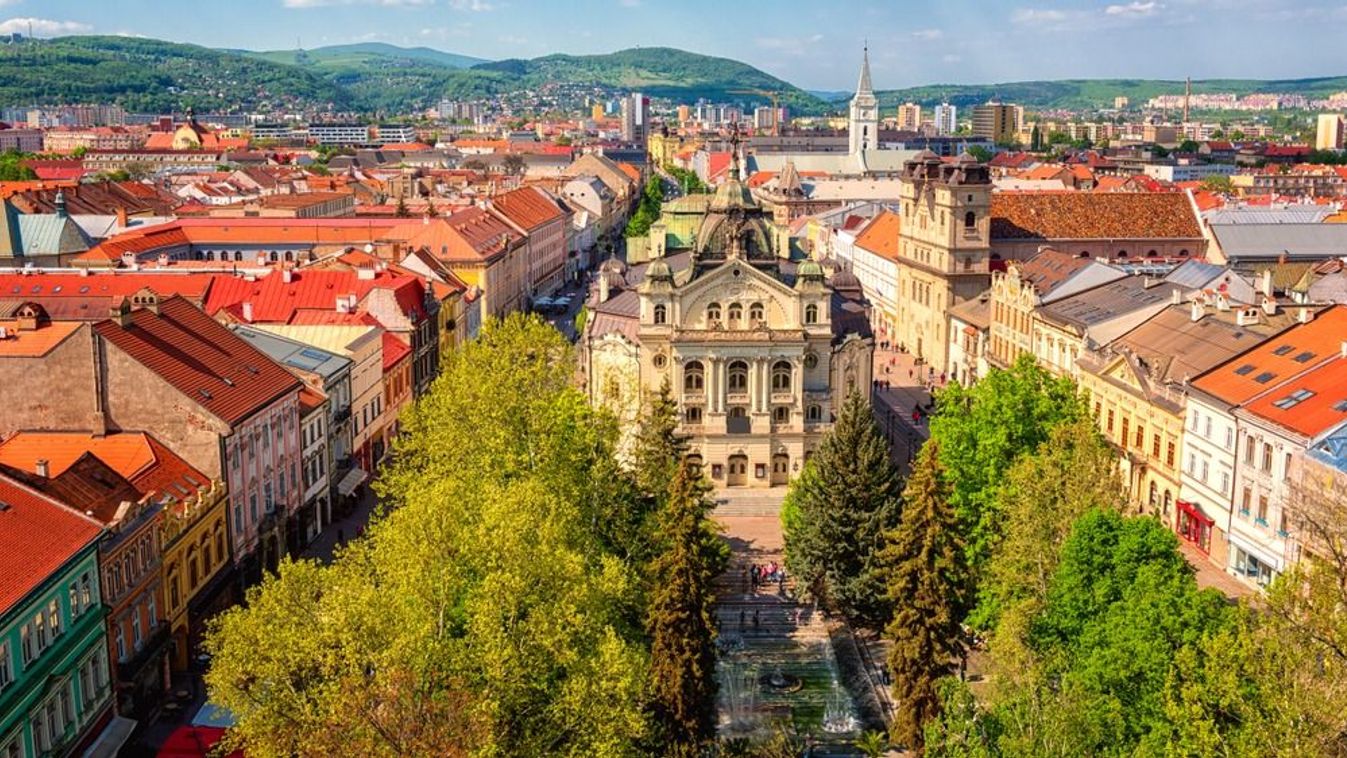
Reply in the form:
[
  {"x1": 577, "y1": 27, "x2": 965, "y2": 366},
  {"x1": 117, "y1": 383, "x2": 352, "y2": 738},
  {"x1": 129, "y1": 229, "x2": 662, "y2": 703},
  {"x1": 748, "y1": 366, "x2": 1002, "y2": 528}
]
[
  {"x1": 1191, "y1": 306, "x2": 1347, "y2": 405},
  {"x1": 853, "y1": 211, "x2": 901, "y2": 262},
  {"x1": 298, "y1": 387, "x2": 327, "y2": 413},
  {"x1": 0, "y1": 473, "x2": 101, "y2": 611},
  {"x1": 0, "y1": 320, "x2": 82, "y2": 357},
  {"x1": 490, "y1": 186, "x2": 566, "y2": 230},
  {"x1": 617, "y1": 162, "x2": 642, "y2": 183},
  {"x1": 1243, "y1": 357, "x2": 1347, "y2": 438},
  {"x1": 0, "y1": 431, "x2": 208, "y2": 506},
  {"x1": 382, "y1": 332, "x2": 412, "y2": 371},
  {"x1": 379, "y1": 142, "x2": 431, "y2": 151},
  {"x1": 80, "y1": 217, "x2": 404, "y2": 262}
]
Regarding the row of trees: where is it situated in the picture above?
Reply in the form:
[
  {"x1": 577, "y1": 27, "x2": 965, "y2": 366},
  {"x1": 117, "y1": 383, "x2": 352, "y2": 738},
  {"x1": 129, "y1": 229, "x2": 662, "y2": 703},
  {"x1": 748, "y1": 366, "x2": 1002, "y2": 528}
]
[
  {"x1": 785, "y1": 356, "x2": 1347, "y2": 754},
  {"x1": 204, "y1": 316, "x2": 726, "y2": 756},
  {"x1": 624, "y1": 175, "x2": 665, "y2": 238}
]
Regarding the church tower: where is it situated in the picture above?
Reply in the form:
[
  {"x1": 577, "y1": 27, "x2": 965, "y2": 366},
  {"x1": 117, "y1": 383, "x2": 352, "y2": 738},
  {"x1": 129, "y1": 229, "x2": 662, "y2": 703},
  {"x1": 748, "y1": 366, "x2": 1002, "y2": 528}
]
[{"x1": 848, "y1": 46, "x2": 879, "y2": 156}]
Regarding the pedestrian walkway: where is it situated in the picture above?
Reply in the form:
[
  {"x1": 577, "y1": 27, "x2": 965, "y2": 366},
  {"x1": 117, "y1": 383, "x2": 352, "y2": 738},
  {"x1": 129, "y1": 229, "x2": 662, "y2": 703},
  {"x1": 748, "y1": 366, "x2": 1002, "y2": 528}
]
[
  {"x1": 1176, "y1": 540, "x2": 1256, "y2": 601},
  {"x1": 302, "y1": 487, "x2": 380, "y2": 563}
]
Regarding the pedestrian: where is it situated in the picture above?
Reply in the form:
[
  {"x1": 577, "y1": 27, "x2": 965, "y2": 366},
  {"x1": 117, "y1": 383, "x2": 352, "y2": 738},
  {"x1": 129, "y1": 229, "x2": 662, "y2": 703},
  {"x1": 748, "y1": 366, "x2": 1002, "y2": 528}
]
[
  {"x1": 753, "y1": 609, "x2": 760, "y2": 629},
  {"x1": 739, "y1": 609, "x2": 746, "y2": 629},
  {"x1": 909, "y1": 368, "x2": 914, "y2": 379}
]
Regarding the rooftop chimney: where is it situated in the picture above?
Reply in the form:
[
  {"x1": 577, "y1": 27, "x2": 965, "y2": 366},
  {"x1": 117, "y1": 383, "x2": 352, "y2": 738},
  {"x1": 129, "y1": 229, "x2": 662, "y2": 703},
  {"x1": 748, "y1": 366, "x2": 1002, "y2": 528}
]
[
  {"x1": 1170, "y1": 288, "x2": 1182, "y2": 306},
  {"x1": 1189, "y1": 299, "x2": 1204, "y2": 322},
  {"x1": 598, "y1": 272, "x2": 610, "y2": 303},
  {"x1": 35, "y1": 459, "x2": 49, "y2": 478},
  {"x1": 1297, "y1": 307, "x2": 1315, "y2": 324},
  {"x1": 1236, "y1": 307, "x2": 1260, "y2": 327},
  {"x1": 1261, "y1": 269, "x2": 1274, "y2": 298},
  {"x1": 357, "y1": 266, "x2": 376, "y2": 281},
  {"x1": 1261, "y1": 296, "x2": 1278, "y2": 316},
  {"x1": 242, "y1": 301, "x2": 254, "y2": 322},
  {"x1": 281, "y1": 268, "x2": 294, "y2": 283},
  {"x1": 115, "y1": 206, "x2": 128, "y2": 230}
]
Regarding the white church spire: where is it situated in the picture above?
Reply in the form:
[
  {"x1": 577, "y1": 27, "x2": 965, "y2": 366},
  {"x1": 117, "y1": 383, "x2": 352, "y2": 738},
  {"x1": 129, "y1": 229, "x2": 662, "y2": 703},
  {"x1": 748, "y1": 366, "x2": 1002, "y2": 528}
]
[
  {"x1": 849, "y1": 45, "x2": 879, "y2": 156},
  {"x1": 856, "y1": 43, "x2": 873, "y2": 96}
]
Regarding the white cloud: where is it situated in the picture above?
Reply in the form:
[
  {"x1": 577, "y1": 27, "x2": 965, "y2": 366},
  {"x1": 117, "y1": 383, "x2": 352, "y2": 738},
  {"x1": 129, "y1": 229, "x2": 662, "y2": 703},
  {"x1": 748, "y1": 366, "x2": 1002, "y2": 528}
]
[
  {"x1": 942, "y1": 53, "x2": 962, "y2": 63},
  {"x1": 912, "y1": 28, "x2": 944, "y2": 40},
  {"x1": 283, "y1": 0, "x2": 434, "y2": 7},
  {"x1": 1105, "y1": 1, "x2": 1161, "y2": 16},
  {"x1": 1011, "y1": 8, "x2": 1069, "y2": 24},
  {"x1": 0, "y1": 17, "x2": 92, "y2": 36},
  {"x1": 0, "y1": 0, "x2": 25, "y2": 7},
  {"x1": 448, "y1": 0, "x2": 494, "y2": 9}
]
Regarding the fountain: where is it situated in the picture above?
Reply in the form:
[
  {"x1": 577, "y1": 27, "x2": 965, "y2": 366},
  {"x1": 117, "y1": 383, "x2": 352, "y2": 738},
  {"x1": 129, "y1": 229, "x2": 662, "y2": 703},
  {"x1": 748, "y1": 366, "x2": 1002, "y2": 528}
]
[
  {"x1": 820, "y1": 678, "x2": 860, "y2": 735},
  {"x1": 721, "y1": 660, "x2": 761, "y2": 733}
]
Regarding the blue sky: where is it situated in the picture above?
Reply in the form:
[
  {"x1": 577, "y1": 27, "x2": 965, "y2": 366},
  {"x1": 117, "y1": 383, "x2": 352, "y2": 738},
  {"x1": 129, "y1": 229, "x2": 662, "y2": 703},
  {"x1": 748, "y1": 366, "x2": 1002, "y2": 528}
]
[{"x1": 5, "y1": 0, "x2": 1347, "y2": 90}]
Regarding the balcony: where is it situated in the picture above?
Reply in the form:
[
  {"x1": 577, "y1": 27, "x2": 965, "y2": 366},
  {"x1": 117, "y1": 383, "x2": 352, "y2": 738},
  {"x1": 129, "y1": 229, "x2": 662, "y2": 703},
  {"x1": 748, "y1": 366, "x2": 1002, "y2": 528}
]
[
  {"x1": 770, "y1": 391, "x2": 794, "y2": 404},
  {"x1": 727, "y1": 392, "x2": 749, "y2": 405}
]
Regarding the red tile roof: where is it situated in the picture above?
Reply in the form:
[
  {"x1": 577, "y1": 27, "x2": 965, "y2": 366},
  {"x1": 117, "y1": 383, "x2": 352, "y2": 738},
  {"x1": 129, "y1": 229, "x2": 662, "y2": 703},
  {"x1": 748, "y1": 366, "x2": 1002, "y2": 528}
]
[
  {"x1": 489, "y1": 186, "x2": 567, "y2": 231},
  {"x1": 0, "y1": 472, "x2": 101, "y2": 612},
  {"x1": 202, "y1": 269, "x2": 426, "y2": 325},
  {"x1": 93, "y1": 296, "x2": 300, "y2": 425},
  {"x1": 1191, "y1": 306, "x2": 1347, "y2": 405},
  {"x1": 381, "y1": 332, "x2": 412, "y2": 371},
  {"x1": 0, "y1": 432, "x2": 207, "y2": 508},
  {"x1": 991, "y1": 192, "x2": 1201, "y2": 240},
  {"x1": 1243, "y1": 357, "x2": 1347, "y2": 438},
  {"x1": 853, "y1": 211, "x2": 901, "y2": 262}
]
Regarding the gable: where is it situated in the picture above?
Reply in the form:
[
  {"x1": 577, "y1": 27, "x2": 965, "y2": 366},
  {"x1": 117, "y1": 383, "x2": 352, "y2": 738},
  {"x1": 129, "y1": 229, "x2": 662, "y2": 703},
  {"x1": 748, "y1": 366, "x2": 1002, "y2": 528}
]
[{"x1": 674, "y1": 261, "x2": 801, "y2": 327}]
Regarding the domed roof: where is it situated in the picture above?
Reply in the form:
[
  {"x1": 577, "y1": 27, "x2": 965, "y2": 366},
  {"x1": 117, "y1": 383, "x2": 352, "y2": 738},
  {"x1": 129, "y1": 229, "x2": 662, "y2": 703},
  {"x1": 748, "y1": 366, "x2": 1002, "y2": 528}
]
[
  {"x1": 645, "y1": 257, "x2": 673, "y2": 280},
  {"x1": 831, "y1": 269, "x2": 862, "y2": 291},
  {"x1": 797, "y1": 259, "x2": 824, "y2": 280},
  {"x1": 599, "y1": 256, "x2": 627, "y2": 275},
  {"x1": 709, "y1": 177, "x2": 756, "y2": 212}
]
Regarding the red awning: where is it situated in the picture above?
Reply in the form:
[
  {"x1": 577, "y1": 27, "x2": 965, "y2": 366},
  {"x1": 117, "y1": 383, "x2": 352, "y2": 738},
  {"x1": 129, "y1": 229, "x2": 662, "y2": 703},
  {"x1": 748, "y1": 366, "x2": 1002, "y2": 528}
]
[
  {"x1": 1176, "y1": 499, "x2": 1214, "y2": 527},
  {"x1": 157, "y1": 726, "x2": 243, "y2": 757}
]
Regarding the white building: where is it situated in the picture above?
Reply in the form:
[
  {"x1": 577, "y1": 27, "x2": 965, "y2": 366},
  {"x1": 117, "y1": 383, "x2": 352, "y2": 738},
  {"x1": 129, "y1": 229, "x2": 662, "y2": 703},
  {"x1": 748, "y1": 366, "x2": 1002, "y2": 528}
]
[
  {"x1": 307, "y1": 123, "x2": 372, "y2": 145},
  {"x1": 375, "y1": 124, "x2": 418, "y2": 144},
  {"x1": 934, "y1": 103, "x2": 957, "y2": 136},
  {"x1": 1142, "y1": 163, "x2": 1237, "y2": 183}
]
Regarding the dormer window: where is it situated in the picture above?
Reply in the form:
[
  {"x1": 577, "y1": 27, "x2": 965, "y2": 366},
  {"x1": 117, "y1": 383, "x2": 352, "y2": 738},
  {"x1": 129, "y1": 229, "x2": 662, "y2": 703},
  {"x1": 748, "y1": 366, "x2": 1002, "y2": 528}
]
[
  {"x1": 749, "y1": 302, "x2": 765, "y2": 323},
  {"x1": 653, "y1": 304, "x2": 667, "y2": 324},
  {"x1": 707, "y1": 302, "x2": 721, "y2": 324},
  {"x1": 727, "y1": 303, "x2": 743, "y2": 327}
]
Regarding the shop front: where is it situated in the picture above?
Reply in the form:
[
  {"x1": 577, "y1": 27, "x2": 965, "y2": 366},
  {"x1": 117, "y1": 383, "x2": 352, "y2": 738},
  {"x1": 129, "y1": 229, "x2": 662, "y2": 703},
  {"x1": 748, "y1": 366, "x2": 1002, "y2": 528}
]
[{"x1": 1175, "y1": 499, "x2": 1214, "y2": 554}]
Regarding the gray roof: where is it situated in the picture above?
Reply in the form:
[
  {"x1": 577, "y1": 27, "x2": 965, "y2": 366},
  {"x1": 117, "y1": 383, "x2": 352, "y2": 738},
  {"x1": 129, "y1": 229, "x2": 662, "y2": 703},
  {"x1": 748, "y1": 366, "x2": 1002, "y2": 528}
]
[
  {"x1": 10, "y1": 215, "x2": 93, "y2": 258},
  {"x1": 1210, "y1": 223, "x2": 1347, "y2": 262},
  {"x1": 1162, "y1": 259, "x2": 1227, "y2": 289},
  {"x1": 230, "y1": 325, "x2": 353, "y2": 381},
  {"x1": 1039, "y1": 276, "x2": 1183, "y2": 331},
  {"x1": 1204, "y1": 206, "x2": 1337, "y2": 225}
]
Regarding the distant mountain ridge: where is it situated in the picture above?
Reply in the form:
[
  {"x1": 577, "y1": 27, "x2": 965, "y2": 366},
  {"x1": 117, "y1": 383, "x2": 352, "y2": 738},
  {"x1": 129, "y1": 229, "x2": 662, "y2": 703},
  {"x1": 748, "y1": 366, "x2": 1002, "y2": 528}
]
[{"x1": 0, "y1": 35, "x2": 1343, "y2": 116}]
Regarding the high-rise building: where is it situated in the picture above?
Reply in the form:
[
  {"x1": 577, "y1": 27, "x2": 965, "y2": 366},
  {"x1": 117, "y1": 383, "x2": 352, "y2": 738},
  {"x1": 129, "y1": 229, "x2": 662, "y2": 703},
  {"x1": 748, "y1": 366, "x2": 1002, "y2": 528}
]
[
  {"x1": 848, "y1": 47, "x2": 879, "y2": 155},
  {"x1": 1114, "y1": 96, "x2": 1130, "y2": 110},
  {"x1": 677, "y1": 104, "x2": 691, "y2": 124},
  {"x1": 621, "y1": 92, "x2": 650, "y2": 144},
  {"x1": 971, "y1": 102, "x2": 1022, "y2": 143},
  {"x1": 896, "y1": 102, "x2": 922, "y2": 131},
  {"x1": 754, "y1": 106, "x2": 778, "y2": 132},
  {"x1": 934, "y1": 103, "x2": 957, "y2": 136},
  {"x1": 592, "y1": 103, "x2": 606, "y2": 122},
  {"x1": 1315, "y1": 113, "x2": 1345, "y2": 150}
]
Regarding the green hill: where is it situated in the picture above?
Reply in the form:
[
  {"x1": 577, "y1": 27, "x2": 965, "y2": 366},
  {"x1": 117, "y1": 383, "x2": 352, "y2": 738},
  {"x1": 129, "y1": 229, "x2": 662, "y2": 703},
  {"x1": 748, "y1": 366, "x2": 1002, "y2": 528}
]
[
  {"x1": 248, "y1": 42, "x2": 486, "y2": 70},
  {"x1": 0, "y1": 35, "x2": 348, "y2": 113},
  {"x1": 471, "y1": 47, "x2": 828, "y2": 113},
  {"x1": 876, "y1": 76, "x2": 1347, "y2": 110}
]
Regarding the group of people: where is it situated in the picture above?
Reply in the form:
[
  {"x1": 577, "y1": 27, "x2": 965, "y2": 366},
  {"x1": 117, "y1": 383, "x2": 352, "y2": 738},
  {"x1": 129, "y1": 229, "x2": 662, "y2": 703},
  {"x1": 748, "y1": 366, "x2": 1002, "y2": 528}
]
[{"x1": 749, "y1": 561, "x2": 786, "y2": 592}]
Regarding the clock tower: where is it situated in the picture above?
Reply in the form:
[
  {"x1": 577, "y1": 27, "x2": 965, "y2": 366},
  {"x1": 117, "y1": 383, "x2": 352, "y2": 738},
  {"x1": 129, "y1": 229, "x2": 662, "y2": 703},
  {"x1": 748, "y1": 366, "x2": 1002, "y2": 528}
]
[{"x1": 848, "y1": 46, "x2": 879, "y2": 156}]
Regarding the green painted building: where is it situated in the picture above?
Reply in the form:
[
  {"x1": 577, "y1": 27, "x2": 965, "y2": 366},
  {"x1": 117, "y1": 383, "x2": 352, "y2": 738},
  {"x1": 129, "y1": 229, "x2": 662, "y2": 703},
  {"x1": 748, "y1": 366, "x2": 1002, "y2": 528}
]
[{"x1": 0, "y1": 474, "x2": 119, "y2": 758}]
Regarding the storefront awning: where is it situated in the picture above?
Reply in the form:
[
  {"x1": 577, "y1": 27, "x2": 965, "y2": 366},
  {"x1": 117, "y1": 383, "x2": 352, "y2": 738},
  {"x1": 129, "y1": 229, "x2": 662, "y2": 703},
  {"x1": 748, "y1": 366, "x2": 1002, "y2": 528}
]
[
  {"x1": 336, "y1": 466, "x2": 368, "y2": 497},
  {"x1": 1176, "y1": 499, "x2": 1214, "y2": 527},
  {"x1": 83, "y1": 715, "x2": 137, "y2": 758}
]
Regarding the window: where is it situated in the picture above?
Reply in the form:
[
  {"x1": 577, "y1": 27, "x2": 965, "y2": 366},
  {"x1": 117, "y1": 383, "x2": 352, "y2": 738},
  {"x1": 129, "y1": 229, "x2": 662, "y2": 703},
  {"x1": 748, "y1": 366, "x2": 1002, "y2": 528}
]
[
  {"x1": 1284, "y1": 452, "x2": 1293, "y2": 482},
  {"x1": 1203, "y1": 415, "x2": 1212, "y2": 439},
  {"x1": 1241, "y1": 487, "x2": 1252, "y2": 515},
  {"x1": 652, "y1": 304, "x2": 666, "y2": 324},
  {"x1": 47, "y1": 599, "x2": 60, "y2": 640},
  {"x1": 1152, "y1": 434, "x2": 1161, "y2": 458},
  {"x1": 147, "y1": 594, "x2": 157, "y2": 626},
  {"x1": 1121, "y1": 418, "x2": 1129, "y2": 448},
  {"x1": 728, "y1": 361, "x2": 748, "y2": 392},
  {"x1": 964, "y1": 211, "x2": 976, "y2": 229},
  {"x1": 1134, "y1": 423, "x2": 1145, "y2": 450},
  {"x1": 804, "y1": 304, "x2": 818, "y2": 324},
  {"x1": 685, "y1": 406, "x2": 702, "y2": 424},
  {"x1": 749, "y1": 302, "x2": 765, "y2": 323},
  {"x1": 0, "y1": 641, "x2": 10, "y2": 691},
  {"x1": 727, "y1": 303, "x2": 743, "y2": 326},
  {"x1": 215, "y1": 526, "x2": 226, "y2": 563},
  {"x1": 771, "y1": 361, "x2": 792, "y2": 392},
  {"x1": 1166, "y1": 441, "x2": 1176, "y2": 467},
  {"x1": 807, "y1": 404, "x2": 822, "y2": 422},
  {"x1": 1106, "y1": 409, "x2": 1115, "y2": 433},
  {"x1": 188, "y1": 549, "x2": 199, "y2": 588},
  {"x1": 1257, "y1": 494, "x2": 1269, "y2": 524},
  {"x1": 683, "y1": 361, "x2": 704, "y2": 392},
  {"x1": 706, "y1": 302, "x2": 721, "y2": 323},
  {"x1": 1225, "y1": 426, "x2": 1234, "y2": 450},
  {"x1": 80, "y1": 657, "x2": 94, "y2": 707},
  {"x1": 132, "y1": 610, "x2": 142, "y2": 649},
  {"x1": 1245, "y1": 436, "x2": 1256, "y2": 465},
  {"x1": 1219, "y1": 471, "x2": 1230, "y2": 494},
  {"x1": 773, "y1": 406, "x2": 790, "y2": 423},
  {"x1": 114, "y1": 625, "x2": 126, "y2": 662},
  {"x1": 1262, "y1": 443, "x2": 1273, "y2": 473}
]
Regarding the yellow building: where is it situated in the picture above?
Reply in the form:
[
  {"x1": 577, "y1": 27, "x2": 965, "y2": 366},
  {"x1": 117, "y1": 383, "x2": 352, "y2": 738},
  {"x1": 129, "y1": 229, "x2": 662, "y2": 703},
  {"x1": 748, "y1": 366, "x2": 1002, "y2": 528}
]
[
  {"x1": 647, "y1": 132, "x2": 701, "y2": 170},
  {"x1": 592, "y1": 103, "x2": 606, "y2": 122},
  {"x1": 894, "y1": 152, "x2": 993, "y2": 373},
  {"x1": 156, "y1": 464, "x2": 230, "y2": 672}
]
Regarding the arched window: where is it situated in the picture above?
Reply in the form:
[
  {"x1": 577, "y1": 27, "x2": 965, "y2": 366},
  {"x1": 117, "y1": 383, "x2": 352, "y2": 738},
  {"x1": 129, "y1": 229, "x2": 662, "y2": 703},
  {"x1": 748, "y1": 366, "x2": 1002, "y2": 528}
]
[
  {"x1": 284, "y1": 251, "x2": 295, "y2": 262},
  {"x1": 268, "y1": 251, "x2": 279, "y2": 262},
  {"x1": 706, "y1": 302, "x2": 721, "y2": 323},
  {"x1": 749, "y1": 302, "x2": 765, "y2": 323},
  {"x1": 728, "y1": 361, "x2": 748, "y2": 392},
  {"x1": 1116, "y1": 249, "x2": 1128, "y2": 259},
  {"x1": 964, "y1": 211, "x2": 976, "y2": 229},
  {"x1": 804, "y1": 304, "x2": 819, "y2": 324},
  {"x1": 653, "y1": 304, "x2": 667, "y2": 324},
  {"x1": 1178, "y1": 249, "x2": 1190, "y2": 257},
  {"x1": 684, "y1": 361, "x2": 704, "y2": 392},
  {"x1": 188, "y1": 548, "x2": 199, "y2": 588},
  {"x1": 685, "y1": 406, "x2": 703, "y2": 424},
  {"x1": 201, "y1": 538, "x2": 212, "y2": 574},
  {"x1": 234, "y1": 251, "x2": 243, "y2": 262},
  {"x1": 773, "y1": 406, "x2": 789, "y2": 423},
  {"x1": 772, "y1": 360, "x2": 792, "y2": 392},
  {"x1": 1146, "y1": 249, "x2": 1158, "y2": 258},
  {"x1": 727, "y1": 303, "x2": 743, "y2": 327},
  {"x1": 807, "y1": 404, "x2": 822, "y2": 421}
]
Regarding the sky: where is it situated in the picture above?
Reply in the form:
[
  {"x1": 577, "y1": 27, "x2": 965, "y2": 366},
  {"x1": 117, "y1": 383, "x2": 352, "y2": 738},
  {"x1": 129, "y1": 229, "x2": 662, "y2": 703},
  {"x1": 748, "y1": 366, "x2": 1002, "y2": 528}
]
[{"x1": 4, "y1": 0, "x2": 1347, "y2": 91}]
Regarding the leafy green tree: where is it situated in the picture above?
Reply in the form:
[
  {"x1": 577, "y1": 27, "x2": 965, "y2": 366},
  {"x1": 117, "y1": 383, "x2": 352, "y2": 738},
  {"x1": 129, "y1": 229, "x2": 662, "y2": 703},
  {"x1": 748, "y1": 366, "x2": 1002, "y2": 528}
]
[
  {"x1": 882, "y1": 442, "x2": 965, "y2": 752},
  {"x1": 207, "y1": 315, "x2": 652, "y2": 757},
  {"x1": 970, "y1": 415, "x2": 1122, "y2": 629},
  {"x1": 631, "y1": 379, "x2": 687, "y2": 500},
  {"x1": 928, "y1": 355, "x2": 1085, "y2": 598},
  {"x1": 1177, "y1": 139, "x2": 1200, "y2": 153},
  {"x1": 1029, "y1": 125, "x2": 1042, "y2": 152},
  {"x1": 783, "y1": 391, "x2": 902, "y2": 627},
  {"x1": 966, "y1": 145, "x2": 993, "y2": 162},
  {"x1": 1199, "y1": 174, "x2": 1234, "y2": 193},
  {"x1": 394, "y1": 195, "x2": 410, "y2": 217},
  {"x1": 625, "y1": 175, "x2": 665, "y2": 238},
  {"x1": 502, "y1": 152, "x2": 526, "y2": 176},
  {"x1": 647, "y1": 460, "x2": 719, "y2": 756},
  {"x1": 0, "y1": 151, "x2": 37, "y2": 181}
]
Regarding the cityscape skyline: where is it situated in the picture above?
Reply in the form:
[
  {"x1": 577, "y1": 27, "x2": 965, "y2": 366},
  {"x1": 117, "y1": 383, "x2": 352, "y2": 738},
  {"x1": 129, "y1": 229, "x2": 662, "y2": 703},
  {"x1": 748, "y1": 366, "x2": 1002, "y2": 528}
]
[{"x1": 5, "y1": 0, "x2": 1347, "y2": 91}]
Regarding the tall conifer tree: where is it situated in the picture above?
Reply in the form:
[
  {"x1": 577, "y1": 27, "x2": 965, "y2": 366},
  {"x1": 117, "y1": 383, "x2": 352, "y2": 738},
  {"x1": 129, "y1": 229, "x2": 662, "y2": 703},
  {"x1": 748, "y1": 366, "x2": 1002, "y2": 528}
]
[
  {"x1": 883, "y1": 442, "x2": 965, "y2": 752},
  {"x1": 647, "y1": 460, "x2": 718, "y2": 756}
]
